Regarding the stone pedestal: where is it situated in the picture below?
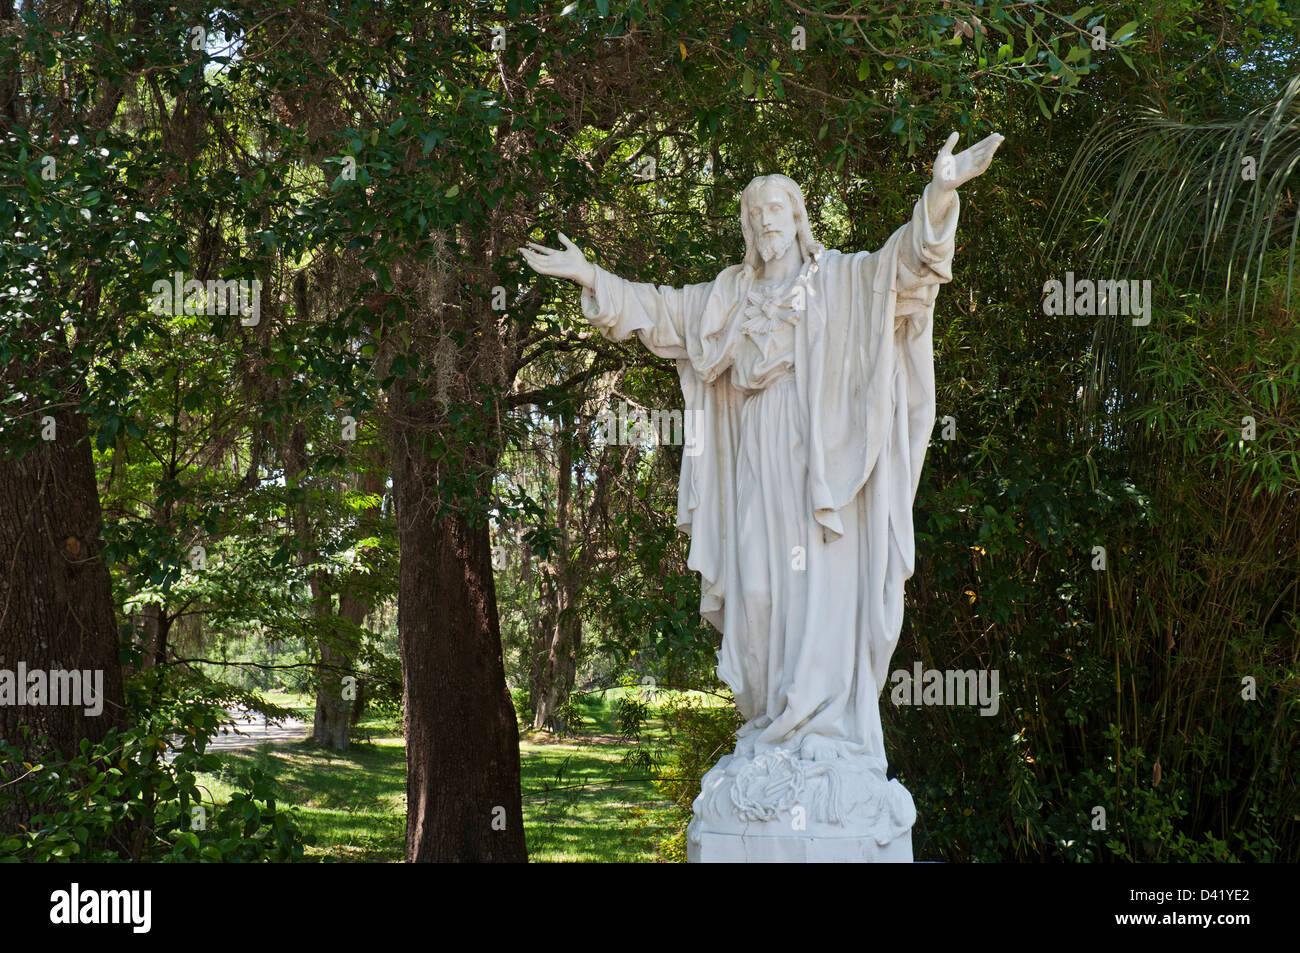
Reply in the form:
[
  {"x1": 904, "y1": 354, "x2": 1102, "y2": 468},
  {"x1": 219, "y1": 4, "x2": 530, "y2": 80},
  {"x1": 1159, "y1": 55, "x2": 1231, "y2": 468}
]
[
  {"x1": 689, "y1": 829, "x2": 912, "y2": 863},
  {"x1": 686, "y1": 749, "x2": 916, "y2": 864}
]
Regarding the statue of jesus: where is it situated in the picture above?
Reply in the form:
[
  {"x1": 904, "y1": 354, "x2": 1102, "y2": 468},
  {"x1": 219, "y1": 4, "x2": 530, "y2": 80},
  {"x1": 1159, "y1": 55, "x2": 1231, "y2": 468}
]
[{"x1": 522, "y1": 131, "x2": 1003, "y2": 862}]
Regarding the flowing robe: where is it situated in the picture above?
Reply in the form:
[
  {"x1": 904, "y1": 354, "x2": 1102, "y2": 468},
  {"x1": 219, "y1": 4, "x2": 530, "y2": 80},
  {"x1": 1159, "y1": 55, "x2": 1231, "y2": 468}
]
[{"x1": 581, "y1": 185, "x2": 959, "y2": 772}]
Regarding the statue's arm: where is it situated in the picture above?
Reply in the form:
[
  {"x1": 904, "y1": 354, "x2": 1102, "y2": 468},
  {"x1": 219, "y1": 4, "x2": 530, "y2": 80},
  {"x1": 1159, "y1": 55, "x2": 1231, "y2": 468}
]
[
  {"x1": 521, "y1": 233, "x2": 703, "y2": 360},
  {"x1": 897, "y1": 182, "x2": 961, "y2": 296},
  {"x1": 581, "y1": 264, "x2": 710, "y2": 360},
  {"x1": 893, "y1": 131, "x2": 1004, "y2": 330}
]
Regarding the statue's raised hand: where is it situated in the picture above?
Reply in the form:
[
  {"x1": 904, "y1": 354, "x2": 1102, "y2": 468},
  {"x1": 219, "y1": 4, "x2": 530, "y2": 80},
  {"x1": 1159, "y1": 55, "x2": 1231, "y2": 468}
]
[
  {"x1": 931, "y1": 131, "x2": 1004, "y2": 194},
  {"x1": 519, "y1": 232, "x2": 597, "y2": 292}
]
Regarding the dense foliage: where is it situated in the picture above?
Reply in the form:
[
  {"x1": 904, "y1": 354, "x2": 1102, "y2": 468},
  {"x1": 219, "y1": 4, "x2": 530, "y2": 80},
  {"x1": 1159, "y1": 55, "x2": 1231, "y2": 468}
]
[{"x1": 1, "y1": 0, "x2": 1295, "y2": 861}]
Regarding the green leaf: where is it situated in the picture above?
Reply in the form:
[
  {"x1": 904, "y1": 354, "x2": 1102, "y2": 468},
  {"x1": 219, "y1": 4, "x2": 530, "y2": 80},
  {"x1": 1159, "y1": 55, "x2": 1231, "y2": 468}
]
[{"x1": 1112, "y1": 21, "x2": 1139, "y2": 43}]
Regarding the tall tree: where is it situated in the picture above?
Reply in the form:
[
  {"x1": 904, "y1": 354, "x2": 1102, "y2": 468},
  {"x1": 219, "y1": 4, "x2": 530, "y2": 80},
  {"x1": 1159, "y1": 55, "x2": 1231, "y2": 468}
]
[{"x1": 0, "y1": 0, "x2": 151, "y2": 823}]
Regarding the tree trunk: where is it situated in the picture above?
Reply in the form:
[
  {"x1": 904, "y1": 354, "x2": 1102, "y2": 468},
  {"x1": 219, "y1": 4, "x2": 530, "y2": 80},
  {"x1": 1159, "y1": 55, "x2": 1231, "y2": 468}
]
[
  {"x1": 391, "y1": 444, "x2": 526, "y2": 862},
  {"x1": 284, "y1": 422, "x2": 357, "y2": 752},
  {"x1": 311, "y1": 661, "x2": 352, "y2": 748},
  {"x1": 530, "y1": 574, "x2": 580, "y2": 732},
  {"x1": 0, "y1": 402, "x2": 126, "y2": 827},
  {"x1": 529, "y1": 428, "x2": 583, "y2": 731},
  {"x1": 310, "y1": 467, "x2": 382, "y2": 749},
  {"x1": 529, "y1": 570, "x2": 561, "y2": 731},
  {"x1": 140, "y1": 602, "x2": 171, "y2": 670},
  {"x1": 310, "y1": 589, "x2": 369, "y2": 749},
  {"x1": 309, "y1": 580, "x2": 352, "y2": 751},
  {"x1": 350, "y1": 672, "x2": 368, "y2": 726}
]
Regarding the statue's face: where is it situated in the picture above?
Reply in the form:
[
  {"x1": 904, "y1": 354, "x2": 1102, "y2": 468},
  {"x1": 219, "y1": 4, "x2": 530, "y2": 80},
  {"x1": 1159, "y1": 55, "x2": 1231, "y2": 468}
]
[{"x1": 749, "y1": 184, "x2": 797, "y2": 263}]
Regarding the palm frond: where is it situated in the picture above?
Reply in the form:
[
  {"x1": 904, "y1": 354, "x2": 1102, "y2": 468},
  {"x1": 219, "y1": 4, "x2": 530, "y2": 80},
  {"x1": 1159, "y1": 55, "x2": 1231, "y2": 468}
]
[{"x1": 1048, "y1": 74, "x2": 1300, "y2": 320}]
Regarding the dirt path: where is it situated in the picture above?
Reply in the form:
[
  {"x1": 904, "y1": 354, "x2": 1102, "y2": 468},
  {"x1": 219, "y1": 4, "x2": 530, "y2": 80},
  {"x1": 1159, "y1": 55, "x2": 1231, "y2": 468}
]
[{"x1": 205, "y1": 706, "x2": 309, "y2": 751}]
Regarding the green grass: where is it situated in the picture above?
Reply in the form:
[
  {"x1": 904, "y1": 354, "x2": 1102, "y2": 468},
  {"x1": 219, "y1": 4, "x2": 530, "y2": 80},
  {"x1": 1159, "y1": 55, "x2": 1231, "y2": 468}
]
[
  {"x1": 519, "y1": 692, "x2": 679, "y2": 862},
  {"x1": 197, "y1": 690, "x2": 684, "y2": 862}
]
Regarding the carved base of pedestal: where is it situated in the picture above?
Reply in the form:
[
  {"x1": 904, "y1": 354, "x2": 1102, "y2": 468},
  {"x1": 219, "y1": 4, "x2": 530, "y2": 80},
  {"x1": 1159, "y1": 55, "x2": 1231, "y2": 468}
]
[
  {"x1": 688, "y1": 829, "x2": 913, "y2": 863},
  {"x1": 686, "y1": 749, "x2": 916, "y2": 864}
]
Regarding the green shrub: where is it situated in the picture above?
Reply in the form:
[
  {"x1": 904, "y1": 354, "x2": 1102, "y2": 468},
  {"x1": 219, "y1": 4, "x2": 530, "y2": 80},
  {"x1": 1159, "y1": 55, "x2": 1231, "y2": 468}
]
[
  {"x1": 0, "y1": 671, "x2": 311, "y2": 862},
  {"x1": 650, "y1": 693, "x2": 742, "y2": 862}
]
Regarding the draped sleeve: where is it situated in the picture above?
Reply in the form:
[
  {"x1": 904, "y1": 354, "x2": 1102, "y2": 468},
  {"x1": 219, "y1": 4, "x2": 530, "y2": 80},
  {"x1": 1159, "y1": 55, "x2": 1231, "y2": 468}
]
[
  {"x1": 893, "y1": 182, "x2": 960, "y2": 334},
  {"x1": 580, "y1": 264, "x2": 712, "y2": 361}
]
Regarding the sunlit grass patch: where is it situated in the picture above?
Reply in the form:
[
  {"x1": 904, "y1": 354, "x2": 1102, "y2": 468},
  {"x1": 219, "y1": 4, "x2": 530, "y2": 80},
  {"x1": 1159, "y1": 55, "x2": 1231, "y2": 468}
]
[{"x1": 196, "y1": 692, "x2": 682, "y2": 862}]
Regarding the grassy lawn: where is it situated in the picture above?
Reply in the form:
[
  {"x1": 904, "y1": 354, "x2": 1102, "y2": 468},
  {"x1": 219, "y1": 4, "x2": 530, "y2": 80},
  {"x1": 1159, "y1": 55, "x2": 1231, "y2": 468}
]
[{"x1": 197, "y1": 690, "x2": 684, "y2": 862}]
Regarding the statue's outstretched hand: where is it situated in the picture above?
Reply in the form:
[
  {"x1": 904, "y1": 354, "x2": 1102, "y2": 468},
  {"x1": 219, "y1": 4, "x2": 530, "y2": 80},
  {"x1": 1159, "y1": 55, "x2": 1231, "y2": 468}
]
[
  {"x1": 519, "y1": 232, "x2": 597, "y2": 292},
  {"x1": 932, "y1": 131, "x2": 1004, "y2": 193}
]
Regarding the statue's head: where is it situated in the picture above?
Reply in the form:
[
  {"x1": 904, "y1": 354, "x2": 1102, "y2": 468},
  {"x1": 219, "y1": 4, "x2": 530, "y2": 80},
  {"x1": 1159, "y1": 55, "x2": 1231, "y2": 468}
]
[{"x1": 739, "y1": 174, "x2": 825, "y2": 279}]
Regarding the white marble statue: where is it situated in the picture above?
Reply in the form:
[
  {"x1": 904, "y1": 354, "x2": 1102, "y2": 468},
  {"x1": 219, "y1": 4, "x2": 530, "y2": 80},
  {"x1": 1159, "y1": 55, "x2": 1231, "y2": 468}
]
[{"x1": 522, "y1": 131, "x2": 1004, "y2": 862}]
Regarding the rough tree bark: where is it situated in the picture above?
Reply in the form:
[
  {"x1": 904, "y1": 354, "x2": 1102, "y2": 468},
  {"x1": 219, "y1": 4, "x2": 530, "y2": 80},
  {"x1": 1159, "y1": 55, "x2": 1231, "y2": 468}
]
[
  {"x1": 0, "y1": 383, "x2": 127, "y2": 827},
  {"x1": 391, "y1": 421, "x2": 527, "y2": 862},
  {"x1": 0, "y1": 0, "x2": 143, "y2": 830}
]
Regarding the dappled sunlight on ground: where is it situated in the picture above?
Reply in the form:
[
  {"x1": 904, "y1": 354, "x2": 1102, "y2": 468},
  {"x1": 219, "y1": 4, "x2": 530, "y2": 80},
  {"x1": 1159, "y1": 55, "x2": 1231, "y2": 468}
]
[{"x1": 197, "y1": 698, "x2": 682, "y2": 862}]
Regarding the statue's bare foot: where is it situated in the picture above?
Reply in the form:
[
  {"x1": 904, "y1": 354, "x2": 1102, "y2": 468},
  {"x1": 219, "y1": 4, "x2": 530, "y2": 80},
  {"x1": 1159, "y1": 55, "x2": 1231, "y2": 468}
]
[{"x1": 800, "y1": 734, "x2": 841, "y2": 762}]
